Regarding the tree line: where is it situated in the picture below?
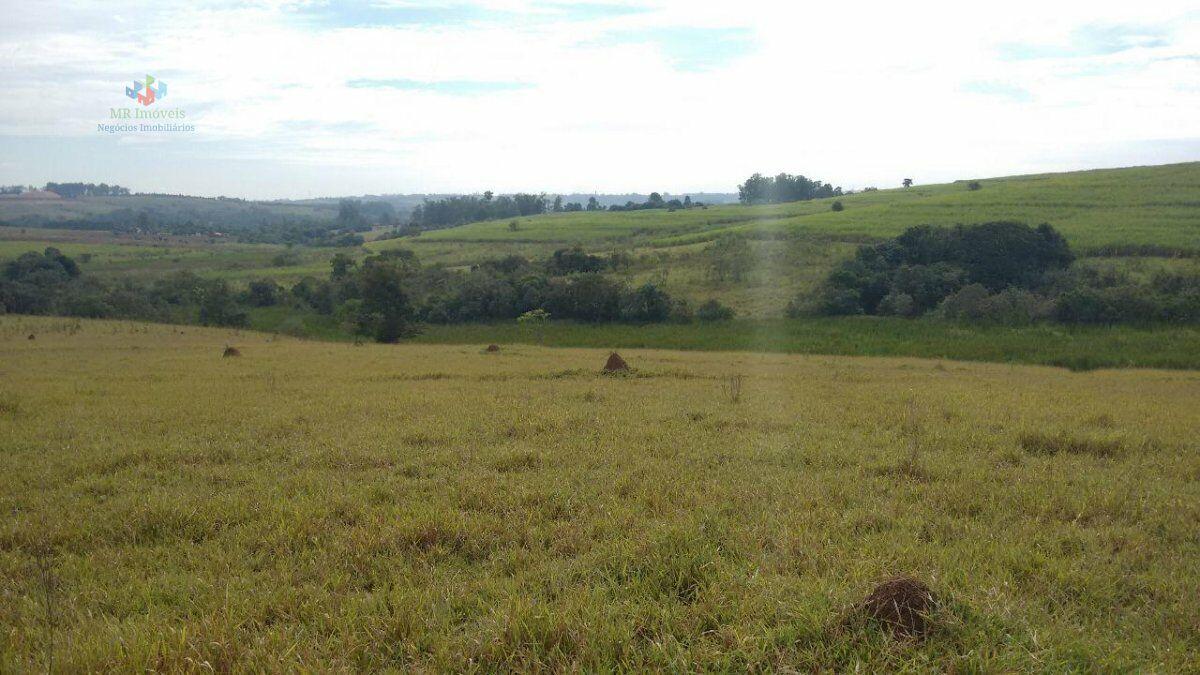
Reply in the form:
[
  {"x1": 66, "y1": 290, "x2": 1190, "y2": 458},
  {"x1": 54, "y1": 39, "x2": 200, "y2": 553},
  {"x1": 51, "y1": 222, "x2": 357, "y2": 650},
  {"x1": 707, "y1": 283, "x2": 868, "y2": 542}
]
[
  {"x1": 737, "y1": 173, "x2": 842, "y2": 205},
  {"x1": 0, "y1": 246, "x2": 736, "y2": 342},
  {"x1": 798, "y1": 222, "x2": 1200, "y2": 325},
  {"x1": 0, "y1": 198, "x2": 391, "y2": 248},
  {"x1": 42, "y1": 183, "x2": 133, "y2": 197},
  {"x1": 407, "y1": 191, "x2": 708, "y2": 230}
]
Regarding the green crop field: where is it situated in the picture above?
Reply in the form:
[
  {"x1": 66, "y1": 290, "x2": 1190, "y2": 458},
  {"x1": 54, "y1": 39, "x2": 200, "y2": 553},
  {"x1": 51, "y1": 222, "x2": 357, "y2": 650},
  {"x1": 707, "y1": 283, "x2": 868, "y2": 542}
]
[
  {"x1": 0, "y1": 228, "x2": 340, "y2": 283},
  {"x1": 398, "y1": 163, "x2": 1200, "y2": 252},
  {"x1": 2, "y1": 317, "x2": 1198, "y2": 671},
  {"x1": 0, "y1": 194, "x2": 332, "y2": 228}
]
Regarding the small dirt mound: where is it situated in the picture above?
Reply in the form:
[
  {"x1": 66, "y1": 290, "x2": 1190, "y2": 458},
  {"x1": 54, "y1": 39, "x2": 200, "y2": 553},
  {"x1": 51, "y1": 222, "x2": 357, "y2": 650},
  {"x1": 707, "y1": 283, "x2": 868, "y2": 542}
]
[
  {"x1": 485, "y1": 344, "x2": 501, "y2": 352},
  {"x1": 855, "y1": 575, "x2": 937, "y2": 638},
  {"x1": 602, "y1": 352, "x2": 629, "y2": 373},
  {"x1": 27, "y1": 334, "x2": 35, "y2": 340},
  {"x1": 222, "y1": 346, "x2": 242, "y2": 358}
]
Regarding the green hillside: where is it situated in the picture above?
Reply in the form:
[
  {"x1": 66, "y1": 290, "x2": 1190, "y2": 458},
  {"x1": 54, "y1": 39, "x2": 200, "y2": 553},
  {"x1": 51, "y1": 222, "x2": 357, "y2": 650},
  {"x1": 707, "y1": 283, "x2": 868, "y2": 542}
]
[
  {"x1": 366, "y1": 163, "x2": 1199, "y2": 318},
  {"x1": 0, "y1": 194, "x2": 334, "y2": 229},
  {"x1": 398, "y1": 162, "x2": 1200, "y2": 253},
  {"x1": 2, "y1": 162, "x2": 1197, "y2": 340}
]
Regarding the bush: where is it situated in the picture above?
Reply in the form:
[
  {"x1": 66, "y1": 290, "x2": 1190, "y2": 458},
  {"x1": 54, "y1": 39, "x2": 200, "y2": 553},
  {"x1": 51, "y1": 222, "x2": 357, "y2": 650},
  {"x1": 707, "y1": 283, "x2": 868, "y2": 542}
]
[
  {"x1": 696, "y1": 299, "x2": 734, "y2": 322},
  {"x1": 1055, "y1": 286, "x2": 1162, "y2": 324},
  {"x1": 816, "y1": 286, "x2": 864, "y2": 315},
  {"x1": 245, "y1": 279, "x2": 281, "y2": 307},
  {"x1": 197, "y1": 282, "x2": 248, "y2": 328},
  {"x1": 620, "y1": 283, "x2": 672, "y2": 323},
  {"x1": 967, "y1": 181, "x2": 982, "y2": 191},
  {"x1": 547, "y1": 246, "x2": 607, "y2": 275},
  {"x1": 938, "y1": 284, "x2": 1049, "y2": 325},
  {"x1": 542, "y1": 273, "x2": 623, "y2": 322},
  {"x1": 831, "y1": 200, "x2": 844, "y2": 212},
  {"x1": 936, "y1": 284, "x2": 991, "y2": 320},
  {"x1": 977, "y1": 288, "x2": 1049, "y2": 325},
  {"x1": 877, "y1": 291, "x2": 916, "y2": 317},
  {"x1": 1152, "y1": 271, "x2": 1200, "y2": 322},
  {"x1": 669, "y1": 298, "x2": 694, "y2": 323}
]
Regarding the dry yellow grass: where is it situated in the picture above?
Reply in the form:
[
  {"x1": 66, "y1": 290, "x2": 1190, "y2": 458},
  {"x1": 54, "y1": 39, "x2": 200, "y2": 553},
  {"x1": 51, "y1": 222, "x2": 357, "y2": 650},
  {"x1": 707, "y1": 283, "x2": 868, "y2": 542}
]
[{"x1": 1, "y1": 316, "x2": 1198, "y2": 671}]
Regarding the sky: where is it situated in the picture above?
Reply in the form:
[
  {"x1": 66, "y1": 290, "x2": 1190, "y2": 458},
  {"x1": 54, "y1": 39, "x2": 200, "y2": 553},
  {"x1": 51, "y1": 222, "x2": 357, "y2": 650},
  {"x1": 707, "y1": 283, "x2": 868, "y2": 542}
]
[{"x1": 0, "y1": 0, "x2": 1198, "y2": 199}]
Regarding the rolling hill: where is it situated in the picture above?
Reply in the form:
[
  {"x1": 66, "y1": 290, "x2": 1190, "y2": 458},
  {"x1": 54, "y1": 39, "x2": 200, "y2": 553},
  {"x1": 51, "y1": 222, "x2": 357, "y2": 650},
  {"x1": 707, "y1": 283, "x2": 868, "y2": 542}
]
[
  {"x1": 368, "y1": 162, "x2": 1200, "y2": 318},
  {"x1": 397, "y1": 162, "x2": 1200, "y2": 253}
]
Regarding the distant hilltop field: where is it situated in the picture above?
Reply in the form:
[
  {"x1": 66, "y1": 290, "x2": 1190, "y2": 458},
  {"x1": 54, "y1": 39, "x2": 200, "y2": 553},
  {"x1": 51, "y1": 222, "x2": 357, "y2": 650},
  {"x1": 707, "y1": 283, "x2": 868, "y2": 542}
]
[
  {"x1": 401, "y1": 162, "x2": 1200, "y2": 254},
  {"x1": 0, "y1": 189, "x2": 62, "y2": 201},
  {"x1": 2, "y1": 163, "x2": 1197, "y2": 253}
]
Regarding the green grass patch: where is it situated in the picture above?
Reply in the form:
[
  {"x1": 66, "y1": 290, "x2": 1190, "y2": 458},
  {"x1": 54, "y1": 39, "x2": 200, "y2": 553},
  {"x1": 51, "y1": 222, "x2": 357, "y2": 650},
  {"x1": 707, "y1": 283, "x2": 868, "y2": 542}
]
[{"x1": 412, "y1": 318, "x2": 1200, "y2": 370}]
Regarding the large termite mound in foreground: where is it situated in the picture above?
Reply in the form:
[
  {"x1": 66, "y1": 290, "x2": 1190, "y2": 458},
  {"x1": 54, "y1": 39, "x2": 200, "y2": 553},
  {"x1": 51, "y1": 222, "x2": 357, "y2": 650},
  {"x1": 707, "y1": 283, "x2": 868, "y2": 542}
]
[
  {"x1": 853, "y1": 575, "x2": 938, "y2": 638},
  {"x1": 602, "y1": 352, "x2": 629, "y2": 373}
]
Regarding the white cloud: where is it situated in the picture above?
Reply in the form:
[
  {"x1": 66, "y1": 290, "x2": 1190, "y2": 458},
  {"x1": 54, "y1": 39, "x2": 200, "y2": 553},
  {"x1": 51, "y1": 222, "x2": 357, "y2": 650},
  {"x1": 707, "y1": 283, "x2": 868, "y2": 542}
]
[{"x1": 0, "y1": 0, "x2": 1197, "y2": 197}]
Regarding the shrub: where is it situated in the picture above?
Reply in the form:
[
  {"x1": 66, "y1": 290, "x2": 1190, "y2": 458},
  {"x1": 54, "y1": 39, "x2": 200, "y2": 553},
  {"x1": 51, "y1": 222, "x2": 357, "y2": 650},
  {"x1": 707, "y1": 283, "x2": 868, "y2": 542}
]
[
  {"x1": 831, "y1": 200, "x2": 844, "y2": 212},
  {"x1": 547, "y1": 246, "x2": 607, "y2": 275},
  {"x1": 892, "y1": 263, "x2": 967, "y2": 312},
  {"x1": 967, "y1": 181, "x2": 982, "y2": 191},
  {"x1": 245, "y1": 279, "x2": 281, "y2": 307},
  {"x1": 938, "y1": 284, "x2": 1049, "y2": 325},
  {"x1": 542, "y1": 273, "x2": 623, "y2": 322},
  {"x1": 197, "y1": 282, "x2": 248, "y2": 328},
  {"x1": 878, "y1": 291, "x2": 917, "y2": 317},
  {"x1": 816, "y1": 286, "x2": 864, "y2": 315},
  {"x1": 785, "y1": 296, "x2": 813, "y2": 318},
  {"x1": 1054, "y1": 286, "x2": 1162, "y2": 324},
  {"x1": 620, "y1": 283, "x2": 672, "y2": 323},
  {"x1": 669, "y1": 298, "x2": 693, "y2": 323},
  {"x1": 936, "y1": 284, "x2": 991, "y2": 320},
  {"x1": 1152, "y1": 271, "x2": 1200, "y2": 323},
  {"x1": 696, "y1": 299, "x2": 734, "y2": 322},
  {"x1": 977, "y1": 288, "x2": 1049, "y2": 325}
]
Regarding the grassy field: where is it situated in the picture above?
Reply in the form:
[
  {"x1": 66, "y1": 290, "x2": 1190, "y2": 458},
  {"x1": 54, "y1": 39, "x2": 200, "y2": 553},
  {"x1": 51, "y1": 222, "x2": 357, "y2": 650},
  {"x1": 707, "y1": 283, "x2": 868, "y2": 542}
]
[
  {"x1": 1, "y1": 316, "x2": 1199, "y2": 670},
  {"x1": 399, "y1": 163, "x2": 1200, "y2": 252},
  {"x1": 0, "y1": 226, "x2": 338, "y2": 283},
  {"x1": 0, "y1": 194, "x2": 332, "y2": 227},
  {"x1": 407, "y1": 318, "x2": 1200, "y2": 371}
]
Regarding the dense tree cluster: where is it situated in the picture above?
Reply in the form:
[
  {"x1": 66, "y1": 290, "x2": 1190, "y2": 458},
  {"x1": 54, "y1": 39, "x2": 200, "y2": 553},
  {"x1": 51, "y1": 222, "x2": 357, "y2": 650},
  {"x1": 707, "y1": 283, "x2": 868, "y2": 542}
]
[
  {"x1": 816, "y1": 222, "x2": 1072, "y2": 316},
  {"x1": 605, "y1": 192, "x2": 700, "y2": 212},
  {"x1": 807, "y1": 222, "x2": 1200, "y2": 324},
  {"x1": 2, "y1": 204, "x2": 369, "y2": 247},
  {"x1": 407, "y1": 191, "x2": 705, "y2": 228},
  {"x1": 409, "y1": 193, "x2": 550, "y2": 229},
  {"x1": 331, "y1": 248, "x2": 722, "y2": 337},
  {"x1": 42, "y1": 182, "x2": 132, "y2": 197},
  {"x1": 0, "y1": 248, "x2": 250, "y2": 326},
  {"x1": 737, "y1": 173, "x2": 842, "y2": 205},
  {"x1": 1, "y1": 246, "x2": 738, "y2": 342}
]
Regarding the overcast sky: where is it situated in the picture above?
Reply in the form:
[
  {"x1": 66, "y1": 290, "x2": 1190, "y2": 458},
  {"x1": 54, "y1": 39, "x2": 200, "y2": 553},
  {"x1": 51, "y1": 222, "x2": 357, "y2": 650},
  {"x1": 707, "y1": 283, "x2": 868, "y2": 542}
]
[{"x1": 1, "y1": 0, "x2": 1197, "y2": 198}]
